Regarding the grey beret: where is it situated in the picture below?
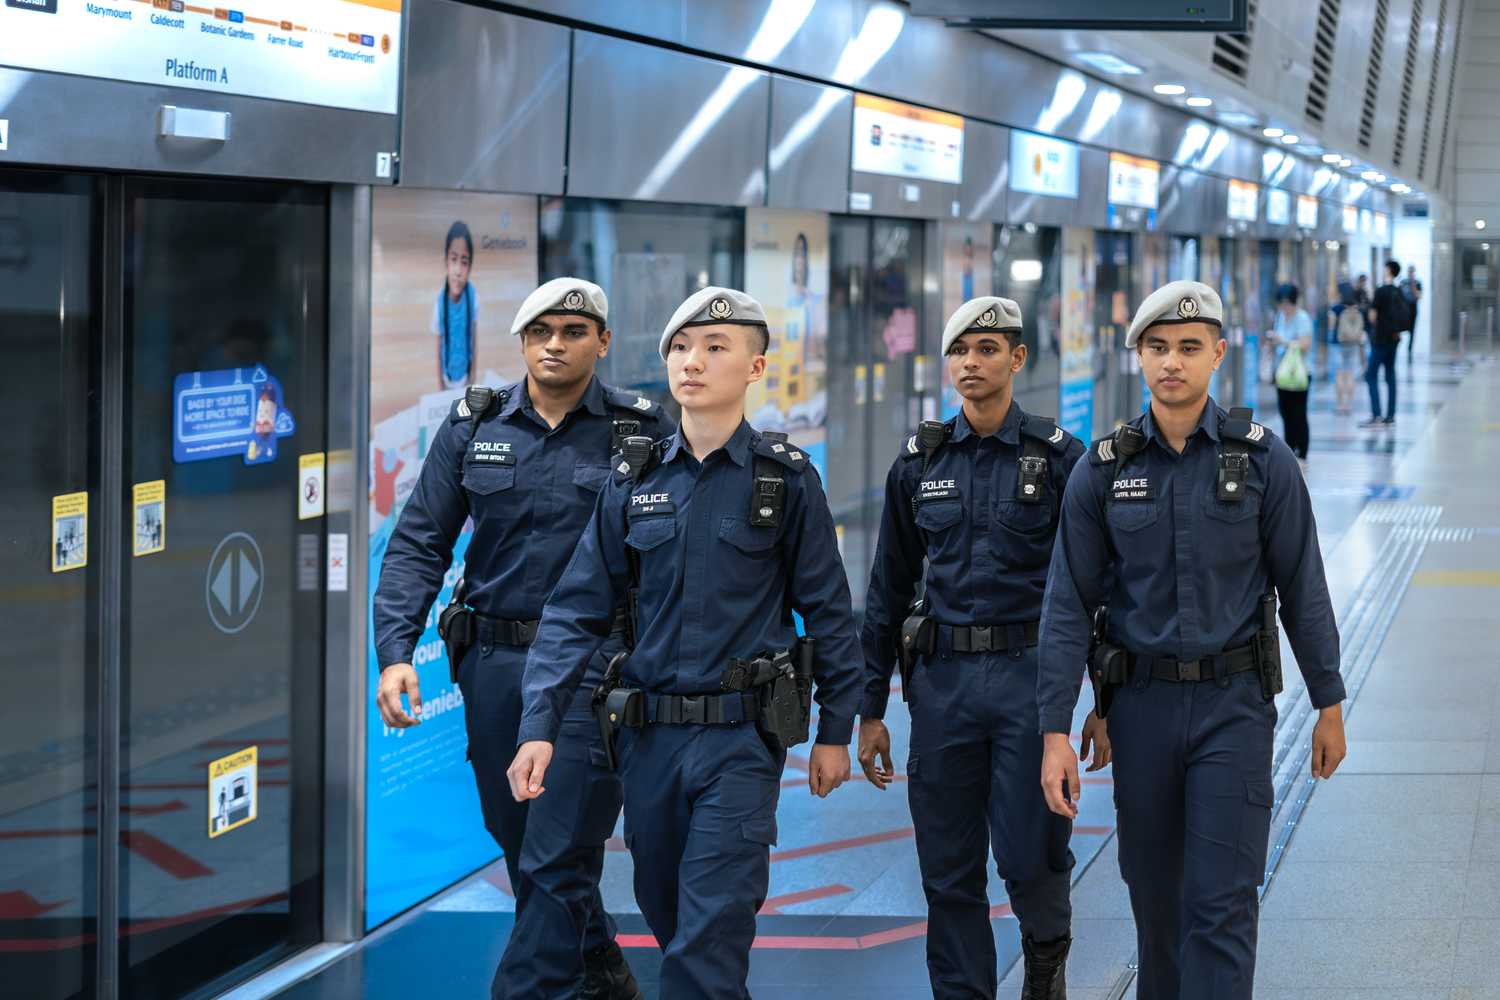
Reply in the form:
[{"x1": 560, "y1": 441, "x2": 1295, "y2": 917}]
[
  {"x1": 942, "y1": 296, "x2": 1024, "y2": 355},
  {"x1": 510, "y1": 277, "x2": 608, "y2": 335},
  {"x1": 1125, "y1": 280, "x2": 1223, "y2": 348},
  {"x1": 658, "y1": 286, "x2": 768, "y2": 359}
]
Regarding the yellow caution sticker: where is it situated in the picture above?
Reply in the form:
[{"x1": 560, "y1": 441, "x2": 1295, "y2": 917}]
[
  {"x1": 208, "y1": 745, "x2": 258, "y2": 838},
  {"x1": 132, "y1": 480, "x2": 166, "y2": 557},
  {"x1": 51, "y1": 492, "x2": 88, "y2": 573},
  {"x1": 298, "y1": 452, "x2": 326, "y2": 521}
]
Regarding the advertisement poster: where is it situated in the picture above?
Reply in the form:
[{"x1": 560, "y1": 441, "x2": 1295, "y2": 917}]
[
  {"x1": 0, "y1": 0, "x2": 402, "y2": 114},
  {"x1": 1010, "y1": 131, "x2": 1080, "y2": 200},
  {"x1": 745, "y1": 209, "x2": 830, "y2": 474},
  {"x1": 851, "y1": 94, "x2": 964, "y2": 184},
  {"x1": 1297, "y1": 195, "x2": 1319, "y2": 230},
  {"x1": 939, "y1": 222, "x2": 994, "y2": 418},
  {"x1": 1107, "y1": 153, "x2": 1160, "y2": 210},
  {"x1": 1266, "y1": 188, "x2": 1292, "y2": 226},
  {"x1": 1343, "y1": 204, "x2": 1359, "y2": 234},
  {"x1": 1227, "y1": 179, "x2": 1259, "y2": 222},
  {"x1": 365, "y1": 189, "x2": 537, "y2": 929},
  {"x1": 1059, "y1": 227, "x2": 1095, "y2": 441}
]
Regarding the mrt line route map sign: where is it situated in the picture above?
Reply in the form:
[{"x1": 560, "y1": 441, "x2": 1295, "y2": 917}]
[{"x1": 0, "y1": 0, "x2": 403, "y2": 114}]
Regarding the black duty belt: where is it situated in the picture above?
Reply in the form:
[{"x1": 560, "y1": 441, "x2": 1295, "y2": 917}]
[
  {"x1": 475, "y1": 608, "x2": 627, "y2": 648},
  {"x1": 1128, "y1": 643, "x2": 1258, "y2": 683},
  {"x1": 475, "y1": 615, "x2": 540, "y2": 647},
  {"x1": 643, "y1": 691, "x2": 761, "y2": 726},
  {"x1": 939, "y1": 621, "x2": 1040, "y2": 654}
]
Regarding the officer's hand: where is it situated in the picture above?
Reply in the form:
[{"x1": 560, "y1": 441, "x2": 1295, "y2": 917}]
[
  {"x1": 808, "y1": 743, "x2": 852, "y2": 798},
  {"x1": 1079, "y1": 711, "x2": 1112, "y2": 772},
  {"x1": 857, "y1": 719, "x2": 896, "y2": 791},
  {"x1": 377, "y1": 663, "x2": 423, "y2": 728},
  {"x1": 1311, "y1": 705, "x2": 1347, "y2": 779},
  {"x1": 507, "y1": 741, "x2": 554, "y2": 801},
  {"x1": 1040, "y1": 733, "x2": 1080, "y2": 819}
]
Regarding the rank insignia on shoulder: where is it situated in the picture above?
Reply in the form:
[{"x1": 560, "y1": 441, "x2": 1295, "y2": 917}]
[{"x1": 1089, "y1": 437, "x2": 1116, "y2": 465}]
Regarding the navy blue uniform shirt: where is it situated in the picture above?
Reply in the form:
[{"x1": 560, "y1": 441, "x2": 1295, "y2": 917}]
[
  {"x1": 373, "y1": 376, "x2": 672, "y2": 674},
  {"x1": 1037, "y1": 398, "x2": 1344, "y2": 735},
  {"x1": 860, "y1": 402, "x2": 1085, "y2": 719},
  {"x1": 519, "y1": 420, "x2": 862, "y2": 748}
]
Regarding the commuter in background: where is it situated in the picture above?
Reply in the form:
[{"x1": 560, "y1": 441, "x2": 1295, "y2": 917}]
[
  {"x1": 1362, "y1": 260, "x2": 1409, "y2": 427},
  {"x1": 1269, "y1": 283, "x2": 1312, "y2": 462},
  {"x1": 1399, "y1": 264, "x2": 1423, "y2": 365},
  {"x1": 1334, "y1": 280, "x2": 1367, "y2": 414}
]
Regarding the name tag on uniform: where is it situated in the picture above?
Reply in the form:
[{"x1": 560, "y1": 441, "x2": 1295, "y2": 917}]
[
  {"x1": 918, "y1": 478, "x2": 959, "y2": 502},
  {"x1": 1111, "y1": 476, "x2": 1153, "y2": 501},
  {"x1": 470, "y1": 440, "x2": 515, "y2": 465},
  {"x1": 628, "y1": 492, "x2": 675, "y2": 517}
]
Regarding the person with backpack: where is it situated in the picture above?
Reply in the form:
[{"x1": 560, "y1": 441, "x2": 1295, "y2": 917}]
[
  {"x1": 1333, "y1": 278, "x2": 1368, "y2": 414},
  {"x1": 1362, "y1": 260, "x2": 1410, "y2": 427},
  {"x1": 1268, "y1": 284, "x2": 1313, "y2": 461}
]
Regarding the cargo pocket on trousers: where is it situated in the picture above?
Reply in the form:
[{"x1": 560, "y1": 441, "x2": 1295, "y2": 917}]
[
  {"x1": 1239, "y1": 778, "x2": 1275, "y2": 888},
  {"x1": 739, "y1": 817, "x2": 778, "y2": 849}
]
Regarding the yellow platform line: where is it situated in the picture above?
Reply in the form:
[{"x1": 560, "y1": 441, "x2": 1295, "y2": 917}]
[{"x1": 1411, "y1": 570, "x2": 1500, "y2": 587}]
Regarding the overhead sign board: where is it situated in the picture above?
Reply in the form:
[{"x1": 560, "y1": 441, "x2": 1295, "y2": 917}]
[
  {"x1": 852, "y1": 93, "x2": 964, "y2": 185},
  {"x1": 0, "y1": 0, "x2": 403, "y2": 115},
  {"x1": 909, "y1": 0, "x2": 1245, "y2": 31},
  {"x1": 1010, "y1": 130, "x2": 1080, "y2": 200},
  {"x1": 1107, "y1": 152, "x2": 1160, "y2": 209}
]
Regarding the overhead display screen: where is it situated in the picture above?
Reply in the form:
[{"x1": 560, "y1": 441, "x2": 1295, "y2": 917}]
[
  {"x1": 1108, "y1": 152, "x2": 1159, "y2": 209},
  {"x1": 1227, "y1": 179, "x2": 1259, "y2": 221},
  {"x1": 0, "y1": 0, "x2": 403, "y2": 115},
  {"x1": 1010, "y1": 130, "x2": 1080, "y2": 200},
  {"x1": 851, "y1": 93, "x2": 965, "y2": 185},
  {"x1": 1297, "y1": 195, "x2": 1318, "y2": 229},
  {"x1": 909, "y1": 0, "x2": 1245, "y2": 31},
  {"x1": 1266, "y1": 188, "x2": 1291, "y2": 226}
]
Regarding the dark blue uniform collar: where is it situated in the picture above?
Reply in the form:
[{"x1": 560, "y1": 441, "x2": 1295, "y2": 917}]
[
  {"x1": 951, "y1": 399, "x2": 1022, "y2": 445},
  {"x1": 663, "y1": 418, "x2": 754, "y2": 467},
  {"x1": 1143, "y1": 396, "x2": 1221, "y2": 447},
  {"x1": 501, "y1": 375, "x2": 609, "y2": 420}
]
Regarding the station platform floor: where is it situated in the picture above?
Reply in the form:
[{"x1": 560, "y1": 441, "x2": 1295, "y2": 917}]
[{"x1": 260, "y1": 348, "x2": 1500, "y2": 1000}]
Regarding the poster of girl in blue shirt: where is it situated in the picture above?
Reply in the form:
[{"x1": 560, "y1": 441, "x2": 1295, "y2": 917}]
[{"x1": 433, "y1": 221, "x2": 479, "y2": 388}]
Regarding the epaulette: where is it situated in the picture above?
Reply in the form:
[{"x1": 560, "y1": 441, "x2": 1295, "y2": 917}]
[
  {"x1": 604, "y1": 386, "x2": 663, "y2": 419},
  {"x1": 1220, "y1": 408, "x2": 1270, "y2": 448},
  {"x1": 1087, "y1": 435, "x2": 1117, "y2": 466},
  {"x1": 753, "y1": 434, "x2": 809, "y2": 472},
  {"x1": 901, "y1": 434, "x2": 923, "y2": 460},
  {"x1": 1019, "y1": 415, "x2": 1073, "y2": 453}
]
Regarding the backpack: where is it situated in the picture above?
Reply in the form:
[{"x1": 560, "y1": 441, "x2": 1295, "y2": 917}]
[
  {"x1": 1387, "y1": 286, "x2": 1414, "y2": 333},
  {"x1": 1336, "y1": 304, "x2": 1366, "y2": 345}
]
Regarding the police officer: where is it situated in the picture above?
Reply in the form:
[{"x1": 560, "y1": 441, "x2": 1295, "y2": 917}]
[
  {"x1": 1037, "y1": 281, "x2": 1349, "y2": 1000},
  {"x1": 508, "y1": 287, "x2": 862, "y2": 999},
  {"x1": 374, "y1": 277, "x2": 671, "y2": 1000},
  {"x1": 857, "y1": 297, "x2": 1103, "y2": 999}
]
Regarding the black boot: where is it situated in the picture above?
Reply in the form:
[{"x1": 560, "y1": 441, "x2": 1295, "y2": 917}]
[
  {"x1": 1021, "y1": 934, "x2": 1070, "y2": 1000},
  {"x1": 579, "y1": 941, "x2": 644, "y2": 1000}
]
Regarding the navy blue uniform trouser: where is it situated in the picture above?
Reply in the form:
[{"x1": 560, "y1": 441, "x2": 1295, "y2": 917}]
[
  {"x1": 456, "y1": 641, "x2": 623, "y2": 1000},
  {"x1": 1109, "y1": 667, "x2": 1276, "y2": 1000},
  {"x1": 907, "y1": 646, "x2": 1074, "y2": 999},
  {"x1": 617, "y1": 721, "x2": 784, "y2": 1000},
  {"x1": 1366, "y1": 341, "x2": 1398, "y2": 419}
]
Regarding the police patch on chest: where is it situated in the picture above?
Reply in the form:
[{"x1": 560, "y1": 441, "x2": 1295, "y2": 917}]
[
  {"x1": 628, "y1": 491, "x2": 675, "y2": 517},
  {"x1": 1111, "y1": 476, "x2": 1153, "y2": 501},
  {"x1": 918, "y1": 479, "x2": 960, "y2": 502},
  {"x1": 469, "y1": 440, "x2": 515, "y2": 465}
]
